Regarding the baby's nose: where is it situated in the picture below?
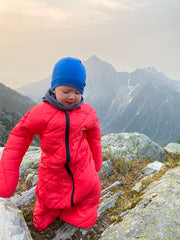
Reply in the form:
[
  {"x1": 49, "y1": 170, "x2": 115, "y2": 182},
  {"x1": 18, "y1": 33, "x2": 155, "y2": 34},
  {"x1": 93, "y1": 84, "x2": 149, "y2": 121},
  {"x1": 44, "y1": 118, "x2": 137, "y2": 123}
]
[{"x1": 68, "y1": 93, "x2": 75, "y2": 99}]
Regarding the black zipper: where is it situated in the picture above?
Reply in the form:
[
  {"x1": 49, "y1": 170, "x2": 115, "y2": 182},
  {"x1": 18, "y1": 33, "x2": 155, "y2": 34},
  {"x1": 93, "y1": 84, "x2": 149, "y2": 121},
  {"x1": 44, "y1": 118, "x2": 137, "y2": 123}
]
[{"x1": 64, "y1": 112, "x2": 75, "y2": 207}]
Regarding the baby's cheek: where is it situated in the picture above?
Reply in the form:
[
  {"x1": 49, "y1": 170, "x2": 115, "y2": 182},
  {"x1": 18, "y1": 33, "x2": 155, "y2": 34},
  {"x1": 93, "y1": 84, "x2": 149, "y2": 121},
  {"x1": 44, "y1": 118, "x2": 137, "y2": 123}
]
[
  {"x1": 56, "y1": 96, "x2": 63, "y2": 104},
  {"x1": 76, "y1": 95, "x2": 81, "y2": 102}
]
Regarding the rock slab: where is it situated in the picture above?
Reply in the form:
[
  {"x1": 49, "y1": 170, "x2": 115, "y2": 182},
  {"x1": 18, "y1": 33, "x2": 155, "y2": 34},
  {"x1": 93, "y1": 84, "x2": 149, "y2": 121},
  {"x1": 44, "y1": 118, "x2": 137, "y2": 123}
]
[
  {"x1": 0, "y1": 198, "x2": 32, "y2": 240},
  {"x1": 100, "y1": 166, "x2": 180, "y2": 240},
  {"x1": 101, "y1": 132, "x2": 167, "y2": 162}
]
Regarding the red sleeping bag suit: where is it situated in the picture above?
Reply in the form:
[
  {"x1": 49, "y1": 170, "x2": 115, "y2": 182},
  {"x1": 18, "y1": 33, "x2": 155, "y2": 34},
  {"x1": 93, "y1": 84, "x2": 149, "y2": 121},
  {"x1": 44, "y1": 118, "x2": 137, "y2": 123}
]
[{"x1": 0, "y1": 101, "x2": 102, "y2": 231}]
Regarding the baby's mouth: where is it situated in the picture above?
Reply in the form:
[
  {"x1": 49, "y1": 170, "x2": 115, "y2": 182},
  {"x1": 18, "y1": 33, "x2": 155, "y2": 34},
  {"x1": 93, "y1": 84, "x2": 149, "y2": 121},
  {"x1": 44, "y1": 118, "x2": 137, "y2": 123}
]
[{"x1": 66, "y1": 101, "x2": 74, "y2": 106}]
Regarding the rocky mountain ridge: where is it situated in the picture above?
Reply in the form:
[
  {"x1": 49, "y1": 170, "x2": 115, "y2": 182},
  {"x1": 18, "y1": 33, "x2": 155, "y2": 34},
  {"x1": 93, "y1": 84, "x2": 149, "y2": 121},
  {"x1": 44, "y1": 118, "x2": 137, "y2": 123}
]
[
  {"x1": 0, "y1": 83, "x2": 36, "y2": 146},
  {"x1": 16, "y1": 55, "x2": 180, "y2": 146}
]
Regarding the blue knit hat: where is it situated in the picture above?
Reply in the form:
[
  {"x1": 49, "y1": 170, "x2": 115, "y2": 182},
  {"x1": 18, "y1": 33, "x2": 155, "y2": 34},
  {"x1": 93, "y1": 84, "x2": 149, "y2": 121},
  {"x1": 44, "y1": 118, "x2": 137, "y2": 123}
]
[{"x1": 51, "y1": 57, "x2": 86, "y2": 94}]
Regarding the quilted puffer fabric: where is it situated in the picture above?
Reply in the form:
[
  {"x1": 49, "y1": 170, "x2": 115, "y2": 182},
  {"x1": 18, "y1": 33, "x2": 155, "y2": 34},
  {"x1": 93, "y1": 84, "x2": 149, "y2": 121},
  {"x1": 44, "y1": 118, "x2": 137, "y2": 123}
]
[{"x1": 0, "y1": 101, "x2": 102, "y2": 230}]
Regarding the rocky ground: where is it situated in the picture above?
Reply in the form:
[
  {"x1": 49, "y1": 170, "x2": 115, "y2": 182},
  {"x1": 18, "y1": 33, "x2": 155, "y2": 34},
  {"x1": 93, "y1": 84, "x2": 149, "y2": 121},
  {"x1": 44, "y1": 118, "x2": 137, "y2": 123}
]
[
  {"x1": 1, "y1": 132, "x2": 180, "y2": 240},
  {"x1": 14, "y1": 153, "x2": 177, "y2": 238}
]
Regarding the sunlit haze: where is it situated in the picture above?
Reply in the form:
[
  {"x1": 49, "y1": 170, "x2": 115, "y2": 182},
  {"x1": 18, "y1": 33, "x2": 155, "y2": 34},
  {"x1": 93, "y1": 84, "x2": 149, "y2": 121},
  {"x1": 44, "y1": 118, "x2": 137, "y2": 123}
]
[{"x1": 0, "y1": 0, "x2": 179, "y2": 89}]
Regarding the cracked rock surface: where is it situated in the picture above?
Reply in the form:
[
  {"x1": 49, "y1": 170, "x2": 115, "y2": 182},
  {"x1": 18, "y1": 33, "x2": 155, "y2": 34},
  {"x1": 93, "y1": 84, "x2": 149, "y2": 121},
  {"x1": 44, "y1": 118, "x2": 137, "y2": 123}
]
[{"x1": 100, "y1": 166, "x2": 180, "y2": 240}]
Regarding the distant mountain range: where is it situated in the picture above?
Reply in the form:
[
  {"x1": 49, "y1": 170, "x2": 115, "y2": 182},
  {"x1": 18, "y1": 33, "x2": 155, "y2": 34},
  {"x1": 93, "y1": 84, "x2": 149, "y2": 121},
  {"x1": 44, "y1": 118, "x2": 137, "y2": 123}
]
[
  {"x1": 0, "y1": 83, "x2": 36, "y2": 146},
  {"x1": 11, "y1": 55, "x2": 180, "y2": 146}
]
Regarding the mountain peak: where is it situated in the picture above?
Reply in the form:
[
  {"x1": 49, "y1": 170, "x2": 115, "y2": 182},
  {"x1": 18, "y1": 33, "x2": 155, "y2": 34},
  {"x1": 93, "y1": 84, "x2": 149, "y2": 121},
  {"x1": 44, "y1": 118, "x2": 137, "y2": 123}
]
[
  {"x1": 85, "y1": 55, "x2": 116, "y2": 73},
  {"x1": 86, "y1": 55, "x2": 102, "y2": 63},
  {"x1": 143, "y1": 66, "x2": 170, "y2": 82},
  {"x1": 144, "y1": 66, "x2": 158, "y2": 74},
  {"x1": 89, "y1": 54, "x2": 99, "y2": 60}
]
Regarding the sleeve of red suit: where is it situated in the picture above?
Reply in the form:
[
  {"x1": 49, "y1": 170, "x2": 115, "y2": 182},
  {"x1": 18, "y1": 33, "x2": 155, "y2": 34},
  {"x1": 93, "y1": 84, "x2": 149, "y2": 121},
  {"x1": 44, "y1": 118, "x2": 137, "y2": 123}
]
[
  {"x1": 86, "y1": 109, "x2": 102, "y2": 172},
  {"x1": 0, "y1": 104, "x2": 47, "y2": 198}
]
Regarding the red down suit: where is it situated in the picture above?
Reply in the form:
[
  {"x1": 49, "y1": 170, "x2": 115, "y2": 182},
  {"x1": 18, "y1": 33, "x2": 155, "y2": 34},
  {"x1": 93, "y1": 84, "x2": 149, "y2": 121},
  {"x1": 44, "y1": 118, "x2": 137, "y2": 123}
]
[{"x1": 0, "y1": 101, "x2": 102, "y2": 231}]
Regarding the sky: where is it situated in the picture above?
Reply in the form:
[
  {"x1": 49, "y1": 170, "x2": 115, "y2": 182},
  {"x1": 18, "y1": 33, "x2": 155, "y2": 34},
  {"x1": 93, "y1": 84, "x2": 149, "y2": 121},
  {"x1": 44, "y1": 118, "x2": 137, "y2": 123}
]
[{"x1": 0, "y1": 0, "x2": 179, "y2": 89}]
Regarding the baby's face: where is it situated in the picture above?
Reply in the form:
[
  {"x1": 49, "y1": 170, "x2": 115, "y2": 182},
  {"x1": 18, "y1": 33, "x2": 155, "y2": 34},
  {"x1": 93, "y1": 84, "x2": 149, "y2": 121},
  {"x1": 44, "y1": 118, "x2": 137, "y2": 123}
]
[{"x1": 53, "y1": 85, "x2": 81, "y2": 107}]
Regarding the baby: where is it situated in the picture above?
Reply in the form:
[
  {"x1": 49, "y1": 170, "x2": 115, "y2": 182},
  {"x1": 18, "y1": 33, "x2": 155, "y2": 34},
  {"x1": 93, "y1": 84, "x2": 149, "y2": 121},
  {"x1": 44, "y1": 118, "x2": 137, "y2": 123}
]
[{"x1": 0, "y1": 57, "x2": 102, "y2": 231}]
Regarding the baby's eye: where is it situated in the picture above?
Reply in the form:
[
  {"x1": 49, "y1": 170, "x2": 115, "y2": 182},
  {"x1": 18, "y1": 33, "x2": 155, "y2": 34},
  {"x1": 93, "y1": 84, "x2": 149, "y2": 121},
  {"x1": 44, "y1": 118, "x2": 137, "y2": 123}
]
[
  {"x1": 63, "y1": 91, "x2": 69, "y2": 94},
  {"x1": 75, "y1": 91, "x2": 81, "y2": 95}
]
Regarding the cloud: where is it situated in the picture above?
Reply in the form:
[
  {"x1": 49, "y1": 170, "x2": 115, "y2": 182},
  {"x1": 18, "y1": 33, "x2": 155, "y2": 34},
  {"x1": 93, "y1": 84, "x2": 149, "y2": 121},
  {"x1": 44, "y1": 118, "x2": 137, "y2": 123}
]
[
  {"x1": 82, "y1": 0, "x2": 149, "y2": 24},
  {"x1": 24, "y1": 3, "x2": 69, "y2": 22},
  {"x1": 0, "y1": 0, "x2": 149, "y2": 27},
  {"x1": 100, "y1": 0, "x2": 147, "y2": 11},
  {"x1": 0, "y1": 0, "x2": 70, "y2": 22}
]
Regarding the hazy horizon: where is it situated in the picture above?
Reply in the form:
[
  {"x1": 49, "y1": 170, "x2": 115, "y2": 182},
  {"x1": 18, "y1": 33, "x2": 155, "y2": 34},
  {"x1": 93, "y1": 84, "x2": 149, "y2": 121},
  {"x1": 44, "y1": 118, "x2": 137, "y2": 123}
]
[{"x1": 0, "y1": 0, "x2": 179, "y2": 89}]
